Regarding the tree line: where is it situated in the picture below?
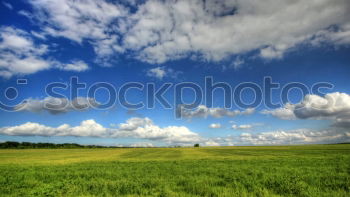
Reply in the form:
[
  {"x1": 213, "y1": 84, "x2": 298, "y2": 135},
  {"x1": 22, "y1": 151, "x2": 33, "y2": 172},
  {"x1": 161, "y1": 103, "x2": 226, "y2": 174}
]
[
  {"x1": 0, "y1": 141, "x2": 203, "y2": 149},
  {"x1": 0, "y1": 141, "x2": 114, "y2": 149}
]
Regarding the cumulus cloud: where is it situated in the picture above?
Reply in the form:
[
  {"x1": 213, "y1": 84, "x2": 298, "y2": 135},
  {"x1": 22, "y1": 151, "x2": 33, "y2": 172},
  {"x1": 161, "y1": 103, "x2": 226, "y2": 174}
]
[
  {"x1": 147, "y1": 67, "x2": 167, "y2": 79},
  {"x1": 25, "y1": 0, "x2": 350, "y2": 64},
  {"x1": 0, "y1": 27, "x2": 51, "y2": 78},
  {"x1": 178, "y1": 105, "x2": 254, "y2": 119},
  {"x1": 111, "y1": 117, "x2": 201, "y2": 144},
  {"x1": 14, "y1": 97, "x2": 99, "y2": 114},
  {"x1": 237, "y1": 129, "x2": 350, "y2": 145},
  {"x1": 293, "y1": 93, "x2": 350, "y2": 120},
  {"x1": 261, "y1": 103, "x2": 297, "y2": 120},
  {"x1": 1, "y1": 117, "x2": 348, "y2": 145},
  {"x1": 0, "y1": 26, "x2": 89, "y2": 78},
  {"x1": 0, "y1": 117, "x2": 201, "y2": 144},
  {"x1": 209, "y1": 123, "x2": 221, "y2": 129},
  {"x1": 146, "y1": 66, "x2": 180, "y2": 80},
  {"x1": 204, "y1": 128, "x2": 350, "y2": 146},
  {"x1": 0, "y1": 119, "x2": 107, "y2": 137},
  {"x1": 262, "y1": 92, "x2": 350, "y2": 128}
]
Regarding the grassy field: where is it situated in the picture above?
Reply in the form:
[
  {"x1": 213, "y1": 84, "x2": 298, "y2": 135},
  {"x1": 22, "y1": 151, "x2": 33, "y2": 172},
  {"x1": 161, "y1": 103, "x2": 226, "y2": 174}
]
[{"x1": 0, "y1": 145, "x2": 349, "y2": 196}]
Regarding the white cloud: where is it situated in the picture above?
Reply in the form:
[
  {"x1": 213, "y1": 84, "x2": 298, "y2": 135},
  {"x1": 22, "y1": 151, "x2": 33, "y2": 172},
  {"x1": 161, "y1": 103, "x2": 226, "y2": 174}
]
[
  {"x1": 237, "y1": 129, "x2": 350, "y2": 145},
  {"x1": 1, "y1": 117, "x2": 348, "y2": 145},
  {"x1": 30, "y1": 31, "x2": 46, "y2": 40},
  {"x1": 67, "y1": 119, "x2": 107, "y2": 137},
  {"x1": 209, "y1": 123, "x2": 221, "y2": 129},
  {"x1": 203, "y1": 140, "x2": 221, "y2": 146},
  {"x1": 57, "y1": 60, "x2": 89, "y2": 72},
  {"x1": 262, "y1": 92, "x2": 350, "y2": 128},
  {"x1": 29, "y1": 0, "x2": 126, "y2": 42},
  {"x1": 28, "y1": 0, "x2": 127, "y2": 64},
  {"x1": 146, "y1": 66, "x2": 182, "y2": 80},
  {"x1": 112, "y1": 117, "x2": 201, "y2": 144},
  {"x1": 231, "y1": 57, "x2": 244, "y2": 70},
  {"x1": 129, "y1": 142, "x2": 154, "y2": 147},
  {"x1": 147, "y1": 67, "x2": 166, "y2": 79},
  {"x1": 261, "y1": 103, "x2": 297, "y2": 120},
  {"x1": 259, "y1": 46, "x2": 285, "y2": 59},
  {"x1": 22, "y1": 0, "x2": 350, "y2": 65},
  {"x1": 205, "y1": 128, "x2": 350, "y2": 146},
  {"x1": 293, "y1": 93, "x2": 350, "y2": 120},
  {"x1": 0, "y1": 117, "x2": 201, "y2": 144},
  {"x1": 178, "y1": 105, "x2": 255, "y2": 119},
  {"x1": 145, "y1": 66, "x2": 172, "y2": 80},
  {"x1": 0, "y1": 27, "x2": 89, "y2": 78},
  {"x1": 0, "y1": 27, "x2": 51, "y2": 78},
  {"x1": 14, "y1": 97, "x2": 99, "y2": 114},
  {"x1": 0, "y1": 120, "x2": 107, "y2": 137},
  {"x1": 232, "y1": 124, "x2": 253, "y2": 130}
]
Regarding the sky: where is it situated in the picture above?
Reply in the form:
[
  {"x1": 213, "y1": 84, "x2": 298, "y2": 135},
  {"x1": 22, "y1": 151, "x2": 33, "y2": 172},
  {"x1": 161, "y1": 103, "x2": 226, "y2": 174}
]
[{"x1": 0, "y1": 0, "x2": 350, "y2": 147}]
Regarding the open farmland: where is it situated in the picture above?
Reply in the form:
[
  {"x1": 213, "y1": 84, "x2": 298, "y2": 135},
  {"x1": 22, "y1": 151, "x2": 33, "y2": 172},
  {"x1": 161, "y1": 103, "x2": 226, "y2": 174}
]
[{"x1": 0, "y1": 145, "x2": 349, "y2": 196}]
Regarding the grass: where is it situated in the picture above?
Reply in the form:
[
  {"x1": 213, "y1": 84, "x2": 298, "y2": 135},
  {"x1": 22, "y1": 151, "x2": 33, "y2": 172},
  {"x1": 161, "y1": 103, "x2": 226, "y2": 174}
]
[{"x1": 0, "y1": 144, "x2": 349, "y2": 196}]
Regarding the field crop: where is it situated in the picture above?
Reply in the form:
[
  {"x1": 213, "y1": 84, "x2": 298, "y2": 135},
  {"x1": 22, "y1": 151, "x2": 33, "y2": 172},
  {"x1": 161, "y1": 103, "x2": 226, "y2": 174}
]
[{"x1": 0, "y1": 145, "x2": 349, "y2": 196}]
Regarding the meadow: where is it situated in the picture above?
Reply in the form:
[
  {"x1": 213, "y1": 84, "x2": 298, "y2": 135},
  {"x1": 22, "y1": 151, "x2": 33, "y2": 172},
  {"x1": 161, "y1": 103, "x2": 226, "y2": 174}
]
[{"x1": 0, "y1": 145, "x2": 349, "y2": 196}]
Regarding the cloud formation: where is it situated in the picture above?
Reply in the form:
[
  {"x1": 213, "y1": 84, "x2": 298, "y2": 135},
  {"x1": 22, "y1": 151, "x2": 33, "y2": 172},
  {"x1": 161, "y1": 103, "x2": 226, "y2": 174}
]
[
  {"x1": 146, "y1": 66, "x2": 180, "y2": 80},
  {"x1": 0, "y1": 117, "x2": 348, "y2": 145},
  {"x1": 25, "y1": 0, "x2": 350, "y2": 64},
  {"x1": 27, "y1": 0, "x2": 127, "y2": 66},
  {"x1": 0, "y1": 27, "x2": 89, "y2": 78},
  {"x1": 0, "y1": 117, "x2": 201, "y2": 144},
  {"x1": 0, "y1": 27, "x2": 51, "y2": 78},
  {"x1": 204, "y1": 128, "x2": 350, "y2": 146},
  {"x1": 237, "y1": 129, "x2": 350, "y2": 145},
  {"x1": 262, "y1": 92, "x2": 350, "y2": 128},
  {"x1": 14, "y1": 97, "x2": 99, "y2": 114},
  {"x1": 179, "y1": 105, "x2": 254, "y2": 119},
  {"x1": 232, "y1": 124, "x2": 253, "y2": 130},
  {"x1": 261, "y1": 103, "x2": 297, "y2": 120},
  {"x1": 2, "y1": 0, "x2": 349, "y2": 77}
]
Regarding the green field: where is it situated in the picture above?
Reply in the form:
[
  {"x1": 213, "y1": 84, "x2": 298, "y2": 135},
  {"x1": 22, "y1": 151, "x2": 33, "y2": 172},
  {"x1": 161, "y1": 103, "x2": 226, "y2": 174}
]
[{"x1": 0, "y1": 145, "x2": 349, "y2": 196}]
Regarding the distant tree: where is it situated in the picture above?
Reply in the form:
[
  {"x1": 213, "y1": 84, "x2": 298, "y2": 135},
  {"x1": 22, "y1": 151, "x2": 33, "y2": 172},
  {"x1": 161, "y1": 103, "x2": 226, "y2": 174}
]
[{"x1": 194, "y1": 144, "x2": 200, "y2": 147}]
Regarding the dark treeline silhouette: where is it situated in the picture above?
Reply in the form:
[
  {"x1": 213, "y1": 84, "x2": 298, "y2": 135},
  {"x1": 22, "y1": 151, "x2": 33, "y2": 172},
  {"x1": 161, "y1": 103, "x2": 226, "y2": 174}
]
[{"x1": 0, "y1": 141, "x2": 115, "y2": 149}]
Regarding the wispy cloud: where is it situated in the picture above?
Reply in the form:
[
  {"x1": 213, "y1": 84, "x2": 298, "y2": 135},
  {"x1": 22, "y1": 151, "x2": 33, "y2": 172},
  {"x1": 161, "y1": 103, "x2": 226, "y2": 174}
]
[
  {"x1": 2, "y1": 1, "x2": 13, "y2": 10},
  {"x1": 178, "y1": 105, "x2": 255, "y2": 119}
]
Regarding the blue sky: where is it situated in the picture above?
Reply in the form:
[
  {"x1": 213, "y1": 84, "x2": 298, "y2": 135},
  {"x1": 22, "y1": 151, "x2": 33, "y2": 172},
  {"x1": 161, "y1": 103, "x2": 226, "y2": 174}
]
[{"x1": 0, "y1": 0, "x2": 350, "y2": 146}]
